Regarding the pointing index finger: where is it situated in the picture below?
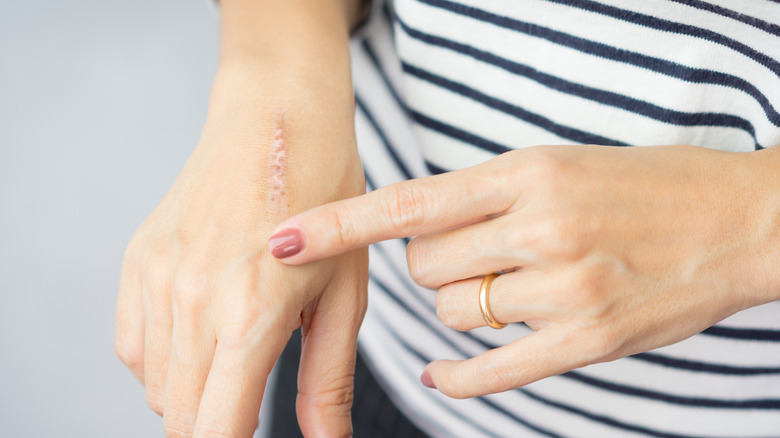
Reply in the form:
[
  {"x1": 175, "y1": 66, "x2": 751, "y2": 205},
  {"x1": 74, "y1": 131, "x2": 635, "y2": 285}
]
[{"x1": 268, "y1": 158, "x2": 517, "y2": 264}]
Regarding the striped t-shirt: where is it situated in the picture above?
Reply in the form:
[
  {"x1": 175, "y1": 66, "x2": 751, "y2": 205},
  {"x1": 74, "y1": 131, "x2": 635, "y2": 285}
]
[{"x1": 349, "y1": 1, "x2": 780, "y2": 437}]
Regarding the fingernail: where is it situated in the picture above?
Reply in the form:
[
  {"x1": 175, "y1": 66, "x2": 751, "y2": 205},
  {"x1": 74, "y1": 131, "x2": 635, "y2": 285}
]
[
  {"x1": 420, "y1": 371, "x2": 436, "y2": 389},
  {"x1": 268, "y1": 228, "x2": 305, "y2": 258}
]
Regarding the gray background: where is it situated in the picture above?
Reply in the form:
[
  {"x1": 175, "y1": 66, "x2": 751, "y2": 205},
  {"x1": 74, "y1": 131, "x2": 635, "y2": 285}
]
[{"x1": 0, "y1": 0, "x2": 247, "y2": 436}]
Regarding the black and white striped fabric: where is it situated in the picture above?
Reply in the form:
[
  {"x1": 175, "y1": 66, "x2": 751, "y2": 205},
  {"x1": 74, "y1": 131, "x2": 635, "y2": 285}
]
[{"x1": 349, "y1": 1, "x2": 780, "y2": 437}]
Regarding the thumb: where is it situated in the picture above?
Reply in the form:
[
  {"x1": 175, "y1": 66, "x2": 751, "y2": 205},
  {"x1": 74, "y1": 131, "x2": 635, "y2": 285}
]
[
  {"x1": 296, "y1": 256, "x2": 368, "y2": 438},
  {"x1": 267, "y1": 161, "x2": 516, "y2": 265}
]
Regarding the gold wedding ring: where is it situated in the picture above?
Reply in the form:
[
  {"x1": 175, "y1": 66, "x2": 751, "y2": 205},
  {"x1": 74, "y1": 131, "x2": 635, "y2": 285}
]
[{"x1": 479, "y1": 272, "x2": 507, "y2": 329}]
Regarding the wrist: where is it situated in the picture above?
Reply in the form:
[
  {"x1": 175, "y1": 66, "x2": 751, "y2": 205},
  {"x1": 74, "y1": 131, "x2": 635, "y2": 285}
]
[
  {"x1": 187, "y1": 65, "x2": 362, "y2": 225},
  {"x1": 731, "y1": 147, "x2": 780, "y2": 305},
  {"x1": 218, "y1": 0, "x2": 353, "y2": 72},
  {"x1": 749, "y1": 147, "x2": 780, "y2": 301}
]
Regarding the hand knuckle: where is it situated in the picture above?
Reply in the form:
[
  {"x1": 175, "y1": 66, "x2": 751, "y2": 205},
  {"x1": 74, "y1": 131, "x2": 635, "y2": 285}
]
[
  {"x1": 495, "y1": 222, "x2": 522, "y2": 252},
  {"x1": 572, "y1": 267, "x2": 599, "y2": 294},
  {"x1": 164, "y1": 430, "x2": 191, "y2": 438},
  {"x1": 121, "y1": 251, "x2": 142, "y2": 277},
  {"x1": 535, "y1": 216, "x2": 583, "y2": 259},
  {"x1": 143, "y1": 252, "x2": 173, "y2": 286},
  {"x1": 164, "y1": 412, "x2": 195, "y2": 438},
  {"x1": 330, "y1": 206, "x2": 359, "y2": 247},
  {"x1": 435, "y1": 288, "x2": 460, "y2": 329},
  {"x1": 114, "y1": 339, "x2": 142, "y2": 369},
  {"x1": 486, "y1": 152, "x2": 517, "y2": 186},
  {"x1": 216, "y1": 304, "x2": 274, "y2": 346},
  {"x1": 569, "y1": 263, "x2": 612, "y2": 310},
  {"x1": 172, "y1": 263, "x2": 210, "y2": 306},
  {"x1": 383, "y1": 183, "x2": 432, "y2": 233},
  {"x1": 146, "y1": 392, "x2": 164, "y2": 416},
  {"x1": 406, "y1": 239, "x2": 430, "y2": 286},
  {"x1": 194, "y1": 418, "x2": 240, "y2": 438},
  {"x1": 197, "y1": 430, "x2": 233, "y2": 438},
  {"x1": 539, "y1": 216, "x2": 572, "y2": 243},
  {"x1": 297, "y1": 376, "x2": 354, "y2": 413},
  {"x1": 525, "y1": 147, "x2": 568, "y2": 181},
  {"x1": 480, "y1": 362, "x2": 512, "y2": 395},
  {"x1": 124, "y1": 233, "x2": 146, "y2": 260}
]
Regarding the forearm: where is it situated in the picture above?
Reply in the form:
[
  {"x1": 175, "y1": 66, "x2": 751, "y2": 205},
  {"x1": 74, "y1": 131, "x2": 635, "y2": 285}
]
[
  {"x1": 212, "y1": 0, "x2": 358, "y2": 133},
  {"x1": 219, "y1": 0, "x2": 365, "y2": 61}
]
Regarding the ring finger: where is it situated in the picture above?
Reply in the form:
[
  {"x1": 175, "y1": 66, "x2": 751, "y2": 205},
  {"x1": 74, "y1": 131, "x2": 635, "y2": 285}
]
[{"x1": 436, "y1": 269, "x2": 564, "y2": 332}]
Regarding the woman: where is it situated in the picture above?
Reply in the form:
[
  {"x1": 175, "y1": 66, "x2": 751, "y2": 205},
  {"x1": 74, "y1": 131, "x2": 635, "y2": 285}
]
[{"x1": 115, "y1": 0, "x2": 780, "y2": 436}]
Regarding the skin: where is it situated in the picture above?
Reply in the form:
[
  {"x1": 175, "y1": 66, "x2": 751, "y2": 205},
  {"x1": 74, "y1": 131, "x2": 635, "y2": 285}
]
[
  {"x1": 117, "y1": 0, "x2": 780, "y2": 434},
  {"x1": 272, "y1": 144, "x2": 780, "y2": 399},
  {"x1": 115, "y1": 1, "x2": 368, "y2": 437}
]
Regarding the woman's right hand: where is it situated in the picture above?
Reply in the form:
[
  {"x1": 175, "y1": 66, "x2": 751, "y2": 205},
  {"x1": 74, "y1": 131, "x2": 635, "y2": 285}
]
[{"x1": 114, "y1": 1, "x2": 368, "y2": 434}]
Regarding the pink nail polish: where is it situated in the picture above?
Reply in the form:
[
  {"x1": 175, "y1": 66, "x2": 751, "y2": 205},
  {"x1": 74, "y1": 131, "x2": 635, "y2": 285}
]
[
  {"x1": 268, "y1": 228, "x2": 304, "y2": 258},
  {"x1": 420, "y1": 371, "x2": 436, "y2": 389}
]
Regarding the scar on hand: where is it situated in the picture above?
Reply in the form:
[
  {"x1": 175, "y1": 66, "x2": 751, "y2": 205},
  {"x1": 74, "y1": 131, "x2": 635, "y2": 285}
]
[{"x1": 268, "y1": 110, "x2": 288, "y2": 214}]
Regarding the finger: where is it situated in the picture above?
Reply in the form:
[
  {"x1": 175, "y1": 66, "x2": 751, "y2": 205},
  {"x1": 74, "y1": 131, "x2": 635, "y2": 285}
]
[
  {"x1": 162, "y1": 302, "x2": 215, "y2": 437},
  {"x1": 192, "y1": 323, "x2": 290, "y2": 438},
  {"x1": 423, "y1": 327, "x2": 591, "y2": 399},
  {"x1": 297, "y1": 253, "x2": 368, "y2": 438},
  {"x1": 268, "y1": 157, "x2": 519, "y2": 265},
  {"x1": 436, "y1": 269, "x2": 563, "y2": 332},
  {"x1": 406, "y1": 214, "x2": 533, "y2": 289},
  {"x1": 142, "y1": 270, "x2": 174, "y2": 416},
  {"x1": 115, "y1": 256, "x2": 145, "y2": 383}
]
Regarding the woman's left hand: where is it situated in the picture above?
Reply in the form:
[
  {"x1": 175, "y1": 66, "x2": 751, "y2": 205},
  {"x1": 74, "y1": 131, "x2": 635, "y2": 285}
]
[{"x1": 266, "y1": 144, "x2": 780, "y2": 398}]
